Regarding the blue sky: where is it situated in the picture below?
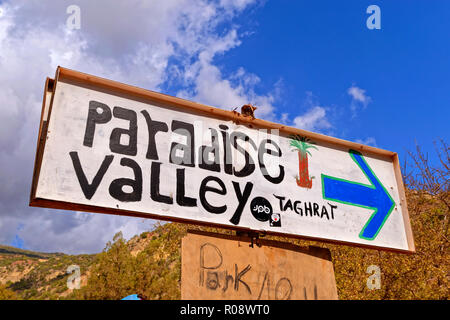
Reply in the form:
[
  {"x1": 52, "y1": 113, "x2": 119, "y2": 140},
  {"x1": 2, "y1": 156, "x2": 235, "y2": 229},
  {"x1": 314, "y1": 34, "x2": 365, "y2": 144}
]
[
  {"x1": 0, "y1": 0, "x2": 448, "y2": 254},
  {"x1": 213, "y1": 1, "x2": 449, "y2": 155},
  {"x1": 161, "y1": 0, "x2": 450, "y2": 158}
]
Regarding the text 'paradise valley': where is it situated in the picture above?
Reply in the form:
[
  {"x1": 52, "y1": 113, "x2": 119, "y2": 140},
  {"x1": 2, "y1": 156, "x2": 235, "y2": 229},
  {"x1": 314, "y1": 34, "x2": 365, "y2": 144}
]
[{"x1": 67, "y1": 100, "x2": 338, "y2": 227}]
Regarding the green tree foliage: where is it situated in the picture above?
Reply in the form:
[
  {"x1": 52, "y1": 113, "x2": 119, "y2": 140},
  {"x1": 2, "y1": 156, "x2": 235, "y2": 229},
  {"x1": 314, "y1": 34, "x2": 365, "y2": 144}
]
[
  {"x1": 73, "y1": 232, "x2": 136, "y2": 300},
  {"x1": 0, "y1": 284, "x2": 20, "y2": 300},
  {"x1": 73, "y1": 223, "x2": 186, "y2": 300},
  {"x1": 1, "y1": 252, "x2": 95, "y2": 300},
  {"x1": 327, "y1": 189, "x2": 448, "y2": 299},
  {"x1": 289, "y1": 135, "x2": 318, "y2": 156},
  {"x1": 10, "y1": 140, "x2": 447, "y2": 300},
  {"x1": 287, "y1": 140, "x2": 449, "y2": 299}
]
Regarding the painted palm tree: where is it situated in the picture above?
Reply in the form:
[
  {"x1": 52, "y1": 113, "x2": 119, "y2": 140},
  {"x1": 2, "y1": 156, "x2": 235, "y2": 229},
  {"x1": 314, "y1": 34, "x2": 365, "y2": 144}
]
[{"x1": 289, "y1": 135, "x2": 318, "y2": 189}]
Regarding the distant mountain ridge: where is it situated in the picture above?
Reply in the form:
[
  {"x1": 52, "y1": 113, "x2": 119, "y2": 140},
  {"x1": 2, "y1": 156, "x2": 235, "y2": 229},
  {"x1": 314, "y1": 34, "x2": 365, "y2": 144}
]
[
  {"x1": 0, "y1": 244, "x2": 64, "y2": 259},
  {"x1": 0, "y1": 242, "x2": 95, "y2": 299}
]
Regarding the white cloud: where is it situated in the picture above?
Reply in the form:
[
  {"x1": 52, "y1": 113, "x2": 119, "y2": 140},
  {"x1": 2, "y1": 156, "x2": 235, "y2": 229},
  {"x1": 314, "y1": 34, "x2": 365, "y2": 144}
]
[
  {"x1": 292, "y1": 106, "x2": 332, "y2": 132},
  {"x1": 176, "y1": 29, "x2": 277, "y2": 120},
  {"x1": 347, "y1": 85, "x2": 371, "y2": 115},
  {"x1": 0, "y1": 0, "x2": 271, "y2": 254},
  {"x1": 348, "y1": 86, "x2": 368, "y2": 103},
  {"x1": 220, "y1": 0, "x2": 257, "y2": 11},
  {"x1": 16, "y1": 211, "x2": 153, "y2": 254}
]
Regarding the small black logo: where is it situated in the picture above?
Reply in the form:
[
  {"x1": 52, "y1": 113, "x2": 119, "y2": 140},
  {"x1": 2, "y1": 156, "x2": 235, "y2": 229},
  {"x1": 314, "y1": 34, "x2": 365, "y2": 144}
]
[
  {"x1": 250, "y1": 197, "x2": 273, "y2": 222},
  {"x1": 270, "y1": 213, "x2": 281, "y2": 227}
]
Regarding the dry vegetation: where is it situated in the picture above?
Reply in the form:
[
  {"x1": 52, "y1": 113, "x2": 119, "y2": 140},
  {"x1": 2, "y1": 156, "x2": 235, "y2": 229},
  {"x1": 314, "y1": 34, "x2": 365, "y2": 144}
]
[{"x1": 1, "y1": 140, "x2": 448, "y2": 300}]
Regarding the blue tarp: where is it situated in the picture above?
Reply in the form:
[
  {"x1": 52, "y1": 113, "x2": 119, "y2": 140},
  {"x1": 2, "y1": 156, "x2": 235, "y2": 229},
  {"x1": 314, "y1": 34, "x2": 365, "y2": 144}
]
[{"x1": 121, "y1": 294, "x2": 142, "y2": 300}]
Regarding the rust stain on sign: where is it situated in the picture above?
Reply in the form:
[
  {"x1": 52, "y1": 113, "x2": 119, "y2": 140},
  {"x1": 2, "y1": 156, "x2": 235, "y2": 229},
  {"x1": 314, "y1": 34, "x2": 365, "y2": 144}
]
[{"x1": 181, "y1": 230, "x2": 338, "y2": 300}]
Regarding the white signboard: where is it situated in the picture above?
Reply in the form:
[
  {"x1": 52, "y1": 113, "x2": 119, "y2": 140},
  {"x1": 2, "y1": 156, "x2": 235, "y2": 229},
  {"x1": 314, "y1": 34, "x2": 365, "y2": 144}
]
[{"x1": 30, "y1": 67, "x2": 414, "y2": 253}]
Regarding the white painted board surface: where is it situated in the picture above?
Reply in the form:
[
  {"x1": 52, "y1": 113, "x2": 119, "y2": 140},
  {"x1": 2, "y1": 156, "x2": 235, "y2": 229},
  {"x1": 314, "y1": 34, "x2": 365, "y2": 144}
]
[{"x1": 33, "y1": 75, "x2": 413, "y2": 252}]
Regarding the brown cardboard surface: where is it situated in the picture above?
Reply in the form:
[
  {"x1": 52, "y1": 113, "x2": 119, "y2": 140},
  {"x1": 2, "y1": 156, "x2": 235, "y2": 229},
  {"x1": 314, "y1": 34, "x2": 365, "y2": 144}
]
[{"x1": 181, "y1": 230, "x2": 338, "y2": 300}]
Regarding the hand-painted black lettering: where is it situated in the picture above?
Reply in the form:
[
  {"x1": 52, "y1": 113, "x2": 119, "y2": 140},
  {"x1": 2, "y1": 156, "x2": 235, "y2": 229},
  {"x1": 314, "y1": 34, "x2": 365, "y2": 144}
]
[
  {"x1": 170, "y1": 120, "x2": 195, "y2": 167},
  {"x1": 141, "y1": 110, "x2": 168, "y2": 160},
  {"x1": 283, "y1": 199, "x2": 293, "y2": 211},
  {"x1": 229, "y1": 181, "x2": 254, "y2": 225},
  {"x1": 199, "y1": 176, "x2": 227, "y2": 214},
  {"x1": 328, "y1": 203, "x2": 337, "y2": 219},
  {"x1": 198, "y1": 128, "x2": 220, "y2": 172},
  {"x1": 294, "y1": 201, "x2": 302, "y2": 215},
  {"x1": 109, "y1": 106, "x2": 138, "y2": 156},
  {"x1": 150, "y1": 162, "x2": 173, "y2": 204},
  {"x1": 304, "y1": 202, "x2": 313, "y2": 216},
  {"x1": 274, "y1": 194, "x2": 285, "y2": 211},
  {"x1": 321, "y1": 206, "x2": 330, "y2": 220},
  {"x1": 83, "y1": 101, "x2": 112, "y2": 147},
  {"x1": 231, "y1": 131, "x2": 256, "y2": 177},
  {"x1": 219, "y1": 125, "x2": 233, "y2": 175},
  {"x1": 176, "y1": 168, "x2": 197, "y2": 207},
  {"x1": 69, "y1": 152, "x2": 113, "y2": 200},
  {"x1": 108, "y1": 157, "x2": 142, "y2": 202},
  {"x1": 258, "y1": 139, "x2": 285, "y2": 184},
  {"x1": 313, "y1": 202, "x2": 320, "y2": 216}
]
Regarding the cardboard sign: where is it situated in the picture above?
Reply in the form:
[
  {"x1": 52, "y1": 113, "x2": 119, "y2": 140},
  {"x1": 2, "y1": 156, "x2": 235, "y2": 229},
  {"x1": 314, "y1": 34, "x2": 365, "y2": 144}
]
[
  {"x1": 181, "y1": 230, "x2": 338, "y2": 300},
  {"x1": 30, "y1": 67, "x2": 414, "y2": 253}
]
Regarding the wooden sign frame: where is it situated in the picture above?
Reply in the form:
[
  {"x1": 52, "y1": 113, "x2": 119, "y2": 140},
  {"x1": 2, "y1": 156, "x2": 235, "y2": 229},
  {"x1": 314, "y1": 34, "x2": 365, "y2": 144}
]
[{"x1": 29, "y1": 67, "x2": 415, "y2": 254}]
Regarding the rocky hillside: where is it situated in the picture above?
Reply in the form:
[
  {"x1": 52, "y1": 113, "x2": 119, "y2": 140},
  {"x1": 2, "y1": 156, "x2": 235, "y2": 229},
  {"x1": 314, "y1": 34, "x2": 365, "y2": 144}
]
[
  {"x1": 0, "y1": 223, "x2": 190, "y2": 300},
  {"x1": 0, "y1": 189, "x2": 448, "y2": 300},
  {"x1": 0, "y1": 244, "x2": 95, "y2": 299}
]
